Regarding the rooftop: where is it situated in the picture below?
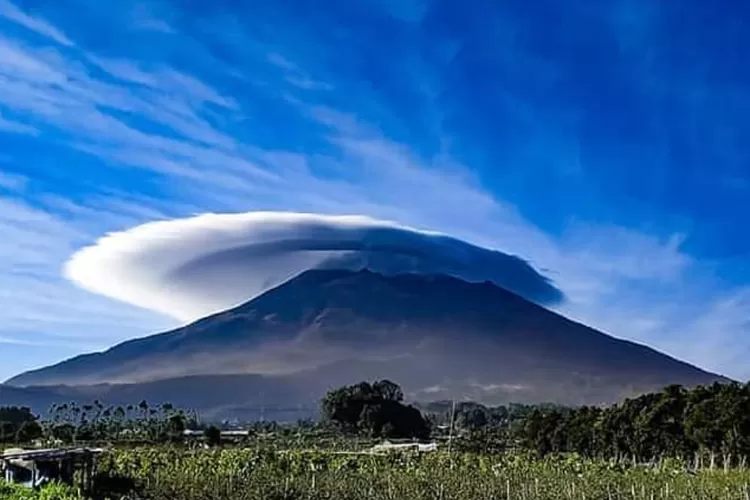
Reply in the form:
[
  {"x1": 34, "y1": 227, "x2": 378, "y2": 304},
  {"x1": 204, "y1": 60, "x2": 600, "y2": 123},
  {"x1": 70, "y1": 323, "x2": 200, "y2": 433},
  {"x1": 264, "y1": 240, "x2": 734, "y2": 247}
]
[{"x1": 1, "y1": 447, "x2": 103, "y2": 462}]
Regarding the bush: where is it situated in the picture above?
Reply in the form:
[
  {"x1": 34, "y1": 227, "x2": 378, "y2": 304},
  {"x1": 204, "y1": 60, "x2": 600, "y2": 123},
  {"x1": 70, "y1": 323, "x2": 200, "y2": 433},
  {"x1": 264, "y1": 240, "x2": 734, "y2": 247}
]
[{"x1": 0, "y1": 482, "x2": 82, "y2": 500}]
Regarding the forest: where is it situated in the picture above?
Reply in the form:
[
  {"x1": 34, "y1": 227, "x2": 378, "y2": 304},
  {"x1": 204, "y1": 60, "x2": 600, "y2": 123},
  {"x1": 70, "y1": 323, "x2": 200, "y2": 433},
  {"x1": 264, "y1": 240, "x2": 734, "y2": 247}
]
[{"x1": 426, "y1": 382, "x2": 750, "y2": 466}]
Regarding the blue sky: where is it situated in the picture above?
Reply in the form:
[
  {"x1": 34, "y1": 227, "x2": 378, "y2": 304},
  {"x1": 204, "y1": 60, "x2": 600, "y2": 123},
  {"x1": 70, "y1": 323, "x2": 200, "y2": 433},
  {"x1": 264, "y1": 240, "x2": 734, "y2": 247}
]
[{"x1": 0, "y1": 0, "x2": 749, "y2": 381}]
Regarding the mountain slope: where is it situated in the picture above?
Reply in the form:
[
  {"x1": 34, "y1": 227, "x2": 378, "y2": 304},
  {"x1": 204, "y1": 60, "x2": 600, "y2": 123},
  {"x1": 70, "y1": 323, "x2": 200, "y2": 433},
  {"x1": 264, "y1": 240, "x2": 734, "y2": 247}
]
[
  {"x1": 6, "y1": 269, "x2": 727, "y2": 407},
  {"x1": 0, "y1": 375, "x2": 317, "y2": 422}
]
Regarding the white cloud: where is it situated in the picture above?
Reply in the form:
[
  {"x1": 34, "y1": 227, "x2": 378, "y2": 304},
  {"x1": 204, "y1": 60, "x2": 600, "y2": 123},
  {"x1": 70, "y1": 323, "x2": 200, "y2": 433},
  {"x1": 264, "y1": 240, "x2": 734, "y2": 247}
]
[
  {"x1": 0, "y1": 32, "x2": 269, "y2": 196},
  {"x1": 0, "y1": 171, "x2": 28, "y2": 191},
  {"x1": 0, "y1": 193, "x2": 171, "y2": 352},
  {"x1": 133, "y1": 17, "x2": 175, "y2": 34},
  {"x1": 0, "y1": 111, "x2": 38, "y2": 135},
  {"x1": 64, "y1": 211, "x2": 563, "y2": 322},
  {"x1": 0, "y1": 0, "x2": 73, "y2": 46},
  {"x1": 129, "y1": 2, "x2": 176, "y2": 34},
  {"x1": 267, "y1": 53, "x2": 333, "y2": 91}
]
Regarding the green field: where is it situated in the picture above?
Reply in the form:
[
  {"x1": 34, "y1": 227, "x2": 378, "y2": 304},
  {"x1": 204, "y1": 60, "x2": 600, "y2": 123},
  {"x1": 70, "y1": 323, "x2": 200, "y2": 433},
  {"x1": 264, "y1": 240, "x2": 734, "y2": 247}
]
[
  {"x1": 82, "y1": 447, "x2": 750, "y2": 500},
  {"x1": 4, "y1": 445, "x2": 750, "y2": 499}
]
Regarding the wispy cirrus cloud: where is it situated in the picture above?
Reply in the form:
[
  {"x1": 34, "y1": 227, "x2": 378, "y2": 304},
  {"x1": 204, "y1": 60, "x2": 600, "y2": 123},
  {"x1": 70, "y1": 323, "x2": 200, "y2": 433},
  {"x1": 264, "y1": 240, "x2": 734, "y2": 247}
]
[
  {"x1": 0, "y1": 0, "x2": 747, "y2": 382},
  {"x1": 0, "y1": 171, "x2": 29, "y2": 191},
  {"x1": 0, "y1": 186, "x2": 172, "y2": 353},
  {"x1": 0, "y1": 36, "x2": 277, "y2": 204},
  {"x1": 0, "y1": 0, "x2": 73, "y2": 46},
  {"x1": 0, "y1": 111, "x2": 39, "y2": 135},
  {"x1": 267, "y1": 53, "x2": 334, "y2": 91},
  {"x1": 128, "y1": 3, "x2": 176, "y2": 34}
]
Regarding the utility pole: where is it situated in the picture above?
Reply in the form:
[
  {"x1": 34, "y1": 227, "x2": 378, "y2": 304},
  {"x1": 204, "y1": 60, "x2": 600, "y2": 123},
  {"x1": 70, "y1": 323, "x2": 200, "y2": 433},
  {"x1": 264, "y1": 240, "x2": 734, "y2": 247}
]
[{"x1": 447, "y1": 399, "x2": 456, "y2": 465}]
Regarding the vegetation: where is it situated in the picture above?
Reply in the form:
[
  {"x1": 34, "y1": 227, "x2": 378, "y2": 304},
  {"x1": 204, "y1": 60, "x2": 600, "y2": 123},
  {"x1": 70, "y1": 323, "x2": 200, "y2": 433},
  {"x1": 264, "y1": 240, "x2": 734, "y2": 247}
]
[
  {"x1": 6, "y1": 380, "x2": 750, "y2": 499},
  {"x1": 0, "y1": 482, "x2": 81, "y2": 499},
  {"x1": 322, "y1": 380, "x2": 429, "y2": 439},
  {"x1": 42, "y1": 400, "x2": 194, "y2": 445},
  {"x1": 204, "y1": 425, "x2": 222, "y2": 447},
  {"x1": 94, "y1": 447, "x2": 750, "y2": 500},
  {"x1": 439, "y1": 382, "x2": 750, "y2": 467},
  {"x1": 0, "y1": 407, "x2": 42, "y2": 444}
]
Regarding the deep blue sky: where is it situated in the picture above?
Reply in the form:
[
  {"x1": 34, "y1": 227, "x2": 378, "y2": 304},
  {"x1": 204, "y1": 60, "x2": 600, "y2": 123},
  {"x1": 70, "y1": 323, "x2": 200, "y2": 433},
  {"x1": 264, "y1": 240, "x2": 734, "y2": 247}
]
[{"x1": 1, "y1": 0, "x2": 749, "y2": 380}]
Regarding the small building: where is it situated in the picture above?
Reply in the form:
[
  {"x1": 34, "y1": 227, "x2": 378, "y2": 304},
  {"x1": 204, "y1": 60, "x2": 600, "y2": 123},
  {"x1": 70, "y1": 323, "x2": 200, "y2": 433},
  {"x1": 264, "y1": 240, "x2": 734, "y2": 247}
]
[
  {"x1": 1, "y1": 447, "x2": 102, "y2": 491},
  {"x1": 220, "y1": 430, "x2": 250, "y2": 438},
  {"x1": 369, "y1": 441, "x2": 438, "y2": 454},
  {"x1": 182, "y1": 429, "x2": 251, "y2": 440}
]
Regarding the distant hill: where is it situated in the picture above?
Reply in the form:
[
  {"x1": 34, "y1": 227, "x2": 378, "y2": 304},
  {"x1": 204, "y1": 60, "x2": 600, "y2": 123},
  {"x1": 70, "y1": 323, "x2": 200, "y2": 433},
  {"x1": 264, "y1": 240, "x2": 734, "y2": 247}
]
[
  {"x1": 0, "y1": 384, "x2": 64, "y2": 412},
  {"x1": 1, "y1": 375, "x2": 316, "y2": 422},
  {"x1": 4, "y1": 269, "x2": 728, "y2": 416}
]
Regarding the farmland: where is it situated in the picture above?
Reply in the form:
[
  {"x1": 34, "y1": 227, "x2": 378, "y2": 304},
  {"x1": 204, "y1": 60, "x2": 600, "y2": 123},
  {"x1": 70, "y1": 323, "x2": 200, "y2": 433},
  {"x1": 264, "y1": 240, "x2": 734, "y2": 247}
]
[
  {"x1": 91, "y1": 447, "x2": 750, "y2": 500},
  {"x1": 6, "y1": 444, "x2": 750, "y2": 500}
]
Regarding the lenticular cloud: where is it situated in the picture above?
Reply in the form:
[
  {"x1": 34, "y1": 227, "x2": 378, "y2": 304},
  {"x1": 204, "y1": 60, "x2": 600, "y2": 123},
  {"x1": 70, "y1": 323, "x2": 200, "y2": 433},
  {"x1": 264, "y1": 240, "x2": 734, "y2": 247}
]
[{"x1": 64, "y1": 212, "x2": 564, "y2": 322}]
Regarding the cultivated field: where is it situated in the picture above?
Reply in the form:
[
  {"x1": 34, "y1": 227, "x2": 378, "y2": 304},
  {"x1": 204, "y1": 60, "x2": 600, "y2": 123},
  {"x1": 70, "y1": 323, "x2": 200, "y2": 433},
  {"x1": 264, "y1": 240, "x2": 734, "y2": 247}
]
[{"x1": 86, "y1": 447, "x2": 750, "y2": 500}]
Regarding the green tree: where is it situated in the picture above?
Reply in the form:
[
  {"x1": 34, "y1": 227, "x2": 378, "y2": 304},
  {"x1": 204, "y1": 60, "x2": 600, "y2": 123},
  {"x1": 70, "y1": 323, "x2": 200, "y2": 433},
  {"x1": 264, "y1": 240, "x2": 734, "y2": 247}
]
[
  {"x1": 0, "y1": 406, "x2": 41, "y2": 444},
  {"x1": 322, "y1": 380, "x2": 429, "y2": 439},
  {"x1": 15, "y1": 420, "x2": 43, "y2": 443},
  {"x1": 373, "y1": 380, "x2": 404, "y2": 402},
  {"x1": 204, "y1": 425, "x2": 222, "y2": 447}
]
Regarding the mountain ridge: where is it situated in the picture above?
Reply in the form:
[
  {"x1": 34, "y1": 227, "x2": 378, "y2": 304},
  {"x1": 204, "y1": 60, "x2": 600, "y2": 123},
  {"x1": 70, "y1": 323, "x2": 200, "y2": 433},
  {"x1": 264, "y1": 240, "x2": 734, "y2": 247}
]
[{"x1": 4, "y1": 269, "x2": 728, "y2": 411}]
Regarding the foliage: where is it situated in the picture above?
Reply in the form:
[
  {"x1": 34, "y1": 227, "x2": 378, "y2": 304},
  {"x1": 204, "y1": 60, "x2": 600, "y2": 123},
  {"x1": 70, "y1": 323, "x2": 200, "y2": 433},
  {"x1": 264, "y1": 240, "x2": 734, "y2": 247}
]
[
  {"x1": 322, "y1": 380, "x2": 429, "y2": 439},
  {"x1": 94, "y1": 446, "x2": 750, "y2": 500},
  {"x1": 0, "y1": 482, "x2": 81, "y2": 500},
  {"x1": 426, "y1": 382, "x2": 750, "y2": 467},
  {"x1": 40, "y1": 400, "x2": 195, "y2": 444},
  {"x1": 0, "y1": 407, "x2": 42, "y2": 444},
  {"x1": 204, "y1": 425, "x2": 222, "y2": 447},
  {"x1": 511, "y1": 382, "x2": 750, "y2": 465}
]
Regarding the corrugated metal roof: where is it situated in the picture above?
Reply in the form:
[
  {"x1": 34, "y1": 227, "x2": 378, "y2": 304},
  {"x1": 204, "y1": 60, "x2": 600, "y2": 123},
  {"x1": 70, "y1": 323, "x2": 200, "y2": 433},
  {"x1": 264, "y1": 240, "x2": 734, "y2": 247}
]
[{"x1": 1, "y1": 448, "x2": 103, "y2": 461}]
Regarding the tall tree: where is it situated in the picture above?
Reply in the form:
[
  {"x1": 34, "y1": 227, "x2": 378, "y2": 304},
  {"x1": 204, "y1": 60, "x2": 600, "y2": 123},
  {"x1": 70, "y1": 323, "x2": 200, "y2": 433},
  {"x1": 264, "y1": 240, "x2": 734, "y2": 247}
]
[{"x1": 322, "y1": 380, "x2": 429, "y2": 439}]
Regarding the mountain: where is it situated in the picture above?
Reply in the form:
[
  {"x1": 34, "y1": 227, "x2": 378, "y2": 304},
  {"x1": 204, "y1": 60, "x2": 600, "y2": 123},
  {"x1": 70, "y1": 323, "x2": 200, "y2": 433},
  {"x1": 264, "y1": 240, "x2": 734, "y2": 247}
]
[
  {"x1": 0, "y1": 384, "x2": 65, "y2": 411},
  {"x1": 4, "y1": 269, "x2": 728, "y2": 414}
]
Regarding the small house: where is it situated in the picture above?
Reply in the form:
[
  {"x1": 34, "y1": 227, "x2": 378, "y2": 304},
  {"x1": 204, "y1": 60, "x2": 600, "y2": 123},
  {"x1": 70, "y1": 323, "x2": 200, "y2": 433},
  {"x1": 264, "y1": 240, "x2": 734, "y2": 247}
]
[
  {"x1": 369, "y1": 440, "x2": 438, "y2": 454},
  {"x1": 1, "y1": 447, "x2": 102, "y2": 491}
]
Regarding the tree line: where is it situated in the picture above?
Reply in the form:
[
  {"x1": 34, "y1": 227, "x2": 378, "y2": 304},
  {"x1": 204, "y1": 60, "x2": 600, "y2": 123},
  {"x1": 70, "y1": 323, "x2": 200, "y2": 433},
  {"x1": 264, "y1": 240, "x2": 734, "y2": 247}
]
[
  {"x1": 0, "y1": 400, "x2": 197, "y2": 445},
  {"x1": 322, "y1": 380, "x2": 750, "y2": 466},
  {"x1": 4, "y1": 380, "x2": 750, "y2": 466},
  {"x1": 436, "y1": 382, "x2": 750, "y2": 466}
]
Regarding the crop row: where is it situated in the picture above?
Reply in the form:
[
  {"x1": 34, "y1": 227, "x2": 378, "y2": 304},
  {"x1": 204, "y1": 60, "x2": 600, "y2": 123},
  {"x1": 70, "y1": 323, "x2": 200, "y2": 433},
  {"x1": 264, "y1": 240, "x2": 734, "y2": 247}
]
[{"x1": 91, "y1": 447, "x2": 750, "y2": 500}]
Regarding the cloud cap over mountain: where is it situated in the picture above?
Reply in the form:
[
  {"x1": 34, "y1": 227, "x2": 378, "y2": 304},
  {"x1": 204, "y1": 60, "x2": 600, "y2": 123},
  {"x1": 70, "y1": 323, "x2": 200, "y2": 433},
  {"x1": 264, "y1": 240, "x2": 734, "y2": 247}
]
[{"x1": 64, "y1": 212, "x2": 564, "y2": 322}]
